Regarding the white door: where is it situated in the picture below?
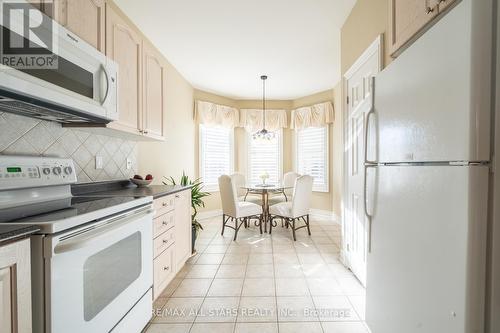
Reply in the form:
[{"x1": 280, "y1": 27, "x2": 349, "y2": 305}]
[{"x1": 343, "y1": 36, "x2": 382, "y2": 286}]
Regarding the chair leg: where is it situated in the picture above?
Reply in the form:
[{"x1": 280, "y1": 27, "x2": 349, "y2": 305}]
[
  {"x1": 221, "y1": 214, "x2": 226, "y2": 236},
  {"x1": 234, "y1": 218, "x2": 244, "y2": 241},
  {"x1": 259, "y1": 215, "x2": 263, "y2": 234},
  {"x1": 306, "y1": 214, "x2": 311, "y2": 236},
  {"x1": 269, "y1": 216, "x2": 273, "y2": 235},
  {"x1": 292, "y1": 219, "x2": 297, "y2": 241}
]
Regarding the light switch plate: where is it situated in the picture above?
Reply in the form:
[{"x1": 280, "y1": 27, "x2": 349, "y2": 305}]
[
  {"x1": 95, "y1": 155, "x2": 103, "y2": 169},
  {"x1": 126, "y1": 158, "x2": 132, "y2": 170}
]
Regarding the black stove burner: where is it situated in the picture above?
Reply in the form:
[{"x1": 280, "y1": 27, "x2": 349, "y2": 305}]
[{"x1": 0, "y1": 196, "x2": 141, "y2": 223}]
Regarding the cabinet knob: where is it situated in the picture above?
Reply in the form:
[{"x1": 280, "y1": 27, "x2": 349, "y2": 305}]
[
  {"x1": 162, "y1": 202, "x2": 167, "y2": 207},
  {"x1": 163, "y1": 239, "x2": 169, "y2": 244},
  {"x1": 162, "y1": 221, "x2": 168, "y2": 225},
  {"x1": 163, "y1": 266, "x2": 169, "y2": 271},
  {"x1": 143, "y1": 130, "x2": 149, "y2": 134},
  {"x1": 175, "y1": 194, "x2": 180, "y2": 198},
  {"x1": 426, "y1": 6, "x2": 434, "y2": 14}
]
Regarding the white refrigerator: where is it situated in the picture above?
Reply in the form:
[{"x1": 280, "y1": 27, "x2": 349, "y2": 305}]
[{"x1": 365, "y1": 0, "x2": 495, "y2": 332}]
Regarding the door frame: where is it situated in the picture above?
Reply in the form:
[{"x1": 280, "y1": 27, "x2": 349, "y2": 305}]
[{"x1": 341, "y1": 34, "x2": 384, "y2": 270}]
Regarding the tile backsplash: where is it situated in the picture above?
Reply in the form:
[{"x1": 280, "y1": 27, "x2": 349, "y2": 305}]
[{"x1": 0, "y1": 112, "x2": 138, "y2": 183}]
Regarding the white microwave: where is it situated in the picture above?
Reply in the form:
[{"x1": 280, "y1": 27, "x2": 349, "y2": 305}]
[{"x1": 0, "y1": 1, "x2": 118, "y2": 123}]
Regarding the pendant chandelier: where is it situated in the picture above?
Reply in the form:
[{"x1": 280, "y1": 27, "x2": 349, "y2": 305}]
[{"x1": 253, "y1": 75, "x2": 276, "y2": 141}]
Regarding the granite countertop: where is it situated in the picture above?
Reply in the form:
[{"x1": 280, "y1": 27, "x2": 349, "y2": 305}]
[
  {"x1": 0, "y1": 225, "x2": 40, "y2": 244},
  {"x1": 72, "y1": 180, "x2": 191, "y2": 199}
]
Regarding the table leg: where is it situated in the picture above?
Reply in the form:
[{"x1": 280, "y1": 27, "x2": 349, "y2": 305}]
[{"x1": 262, "y1": 191, "x2": 267, "y2": 232}]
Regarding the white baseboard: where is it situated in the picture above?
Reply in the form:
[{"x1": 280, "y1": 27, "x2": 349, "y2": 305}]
[
  {"x1": 198, "y1": 208, "x2": 339, "y2": 223},
  {"x1": 197, "y1": 209, "x2": 222, "y2": 220},
  {"x1": 309, "y1": 209, "x2": 339, "y2": 223}
]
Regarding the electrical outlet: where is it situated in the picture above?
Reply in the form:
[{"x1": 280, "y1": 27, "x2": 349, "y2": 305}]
[
  {"x1": 95, "y1": 155, "x2": 103, "y2": 169},
  {"x1": 126, "y1": 158, "x2": 132, "y2": 170}
]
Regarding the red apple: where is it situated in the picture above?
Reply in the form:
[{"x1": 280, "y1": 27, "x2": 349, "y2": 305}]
[
  {"x1": 133, "y1": 175, "x2": 143, "y2": 180},
  {"x1": 145, "y1": 174, "x2": 153, "y2": 180}
]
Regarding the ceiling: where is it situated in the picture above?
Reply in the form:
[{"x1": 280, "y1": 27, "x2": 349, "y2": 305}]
[{"x1": 114, "y1": 0, "x2": 356, "y2": 100}]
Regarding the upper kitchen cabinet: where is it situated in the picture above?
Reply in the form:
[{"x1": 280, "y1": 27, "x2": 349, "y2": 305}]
[
  {"x1": 142, "y1": 40, "x2": 166, "y2": 140},
  {"x1": 46, "y1": 0, "x2": 106, "y2": 52},
  {"x1": 105, "y1": 3, "x2": 143, "y2": 136},
  {"x1": 389, "y1": 0, "x2": 458, "y2": 57}
]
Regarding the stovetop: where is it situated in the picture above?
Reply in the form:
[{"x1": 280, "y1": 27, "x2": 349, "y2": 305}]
[{"x1": 0, "y1": 195, "x2": 153, "y2": 234}]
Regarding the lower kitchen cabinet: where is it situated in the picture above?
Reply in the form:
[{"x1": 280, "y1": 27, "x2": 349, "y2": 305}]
[
  {"x1": 0, "y1": 239, "x2": 32, "y2": 333},
  {"x1": 152, "y1": 189, "x2": 191, "y2": 300}
]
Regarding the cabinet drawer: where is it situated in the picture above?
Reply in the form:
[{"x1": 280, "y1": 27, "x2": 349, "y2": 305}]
[
  {"x1": 154, "y1": 227, "x2": 175, "y2": 258},
  {"x1": 154, "y1": 195, "x2": 175, "y2": 217},
  {"x1": 153, "y1": 246, "x2": 175, "y2": 299},
  {"x1": 153, "y1": 210, "x2": 175, "y2": 238}
]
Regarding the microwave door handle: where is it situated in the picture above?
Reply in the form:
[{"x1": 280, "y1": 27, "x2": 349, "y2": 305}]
[
  {"x1": 53, "y1": 208, "x2": 154, "y2": 254},
  {"x1": 100, "y1": 64, "x2": 110, "y2": 105}
]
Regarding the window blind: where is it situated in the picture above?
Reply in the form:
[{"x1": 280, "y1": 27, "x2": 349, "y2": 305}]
[
  {"x1": 296, "y1": 126, "x2": 328, "y2": 192},
  {"x1": 199, "y1": 125, "x2": 233, "y2": 191},
  {"x1": 247, "y1": 130, "x2": 282, "y2": 185}
]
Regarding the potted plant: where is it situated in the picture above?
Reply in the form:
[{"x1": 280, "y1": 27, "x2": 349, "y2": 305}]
[{"x1": 163, "y1": 172, "x2": 210, "y2": 254}]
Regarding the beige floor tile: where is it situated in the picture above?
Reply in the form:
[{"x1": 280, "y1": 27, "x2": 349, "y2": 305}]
[
  {"x1": 312, "y1": 296, "x2": 359, "y2": 321},
  {"x1": 278, "y1": 322, "x2": 323, "y2": 333},
  {"x1": 328, "y1": 264, "x2": 354, "y2": 278},
  {"x1": 195, "y1": 297, "x2": 240, "y2": 322},
  {"x1": 196, "y1": 253, "x2": 226, "y2": 265},
  {"x1": 172, "y1": 279, "x2": 212, "y2": 297},
  {"x1": 207, "y1": 278, "x2": 244, "y2": 297},
  {"x1": 216, "y1": 265, "x2": 247, "y2": 279},
  {"x1": 275, "y1": 278, "x2": 310, "y2": 296},
  {"x1": 274, "y1": 265, "x2": 303, "y2": 278},
  {"x1": 246, "y1": 264, "x2": 274, "y2": 278},
  {"x1": 242, "y1": 278, "x2": 275, "y2": 296},
  {"x1": 204, "y1": 245, "x2": 229, "y2": 254},
  {"x1": 145, "y1": 323, "x2": 192, "y2": 333},
  {"x1": 248, "y1": 253, "x2": 274, "y2": 264},
  {"x1": 297, "y1": 253, "x2": 326, "y2": 265},
  {"x1": 237, "y1": 297, "x2": 277, "y2": 322},
  {"x1": 337, "y1": 276, "x2": 366, "y2": 296},
  {"x1": 272, "y1": 245, "x2": 296, "y2": 254},
  {"x1": 321, "y1": 322, "x2": 369, "y2": 333},
  {"x1": 190, "y1": 323, "x2": 235, "y2": 333},
  {"x1": 158, "y1": 278, "x2": 183, "y2": 298},
  {"x1": 226, "y1": 245, "x2": 252, "y2": 254},
  {"x1": 273, "y1": 253, "x2": 300, "y2": 265},
  {"x1": 186, "y1": 265, "x2": 219, "y2": 279},
  {"x1": 153, "y1": 297, "x2": 204, "y2": 323},
  {"x1": 307, "y1": 278, "x2": 343, "y2": 296},
  {"x1": 234, "y1": 322, "x2": 278, "y2": 333},
  {"x1": 301, "y1": 263, "x2": 335, "y2": 278},
  {"x1": 277, "y1": 296, "x2": 318, "y2": 322},
  {"x1": 348, "y1": 295, "x2": 366, "y2": 321},
  {"x1": 222, "y1": 253, "x2": 249, "y2": 265}
]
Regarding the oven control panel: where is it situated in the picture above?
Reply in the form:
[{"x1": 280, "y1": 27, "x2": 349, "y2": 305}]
[{"x1": 0, "y1": 156, "x2": 77, "y2": 190}]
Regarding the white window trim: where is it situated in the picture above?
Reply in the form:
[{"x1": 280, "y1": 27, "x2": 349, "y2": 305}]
[
  {"x1": 199, "y1": 125, "x2": 234, "y2": 192},
  {"x1": 246, "y1": 129, "x2": 283, "y2": 185},
  {"x1": 294, "y1": 126, "x2": 329, "y2": 192}
]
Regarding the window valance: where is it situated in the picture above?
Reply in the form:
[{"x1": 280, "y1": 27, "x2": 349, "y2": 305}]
[
  {"x1": 290, "y1": 101, "x2": 334, "y2": 129},
  {"x1": 239, "y1": 109, "x2": 288, "y2": 132},
  {"x1": 195, "y1": 100, "x2": 239, "y2": 128}
]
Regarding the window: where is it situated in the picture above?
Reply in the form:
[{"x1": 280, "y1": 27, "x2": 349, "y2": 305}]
[
  {"x1": 247, "y1": 130, "x2": 283, "y2": 185},
  {"x1": 295, "y1": 126, "x2": 329, "y2": 192},
  {"x1": 199, "y1": 125, "x2": 234, "y2": 192}
]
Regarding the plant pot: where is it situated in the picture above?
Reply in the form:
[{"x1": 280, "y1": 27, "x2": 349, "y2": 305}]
[{"x1": 192, "y1": 225, "x2": 197, "y2": 254}]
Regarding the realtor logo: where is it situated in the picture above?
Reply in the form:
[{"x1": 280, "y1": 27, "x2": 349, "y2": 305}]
[{"x1": 0, "y1": 0, "x2": 58, "y2": 69}]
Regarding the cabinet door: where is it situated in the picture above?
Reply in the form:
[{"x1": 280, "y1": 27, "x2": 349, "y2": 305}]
[
  {"x1": 174, "y1": 190, "x2": 192, "y2": 267},
  {"x1": 390, "y1": 0, "x2": 438, "y2": 55},
  {"x1": 106, "y1": 4, "x2": 142, "y2": 135},
  {"x1": 0, "y1": 239, "x2": 32, "y2": 333},
  {"x1": 142, "y1": 41, "x2": 166, "y2": 140},
  {"x1": 50, "y1": 0, "x2": 105, "y2": 52}
]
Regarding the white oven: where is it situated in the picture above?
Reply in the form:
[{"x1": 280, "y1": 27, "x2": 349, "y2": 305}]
[
  {"x1": 0, "y1": 0, "x2": 118, "y2": 123},
  {"x1": 32, "y1": 205, "x2": 153, "y2": 333}
]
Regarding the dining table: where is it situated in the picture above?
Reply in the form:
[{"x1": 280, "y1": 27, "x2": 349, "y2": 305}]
[{"x1": 241, "y1": 184, "x2": 293, "y2": 232}]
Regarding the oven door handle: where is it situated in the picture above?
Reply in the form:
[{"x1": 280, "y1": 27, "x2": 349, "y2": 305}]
[{"x1": 54, "y1": 207, "x2": 154, "y2": 254}]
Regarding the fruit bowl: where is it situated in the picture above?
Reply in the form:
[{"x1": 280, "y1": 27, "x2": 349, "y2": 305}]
[{"x1": 130, "y1": 178, "x2": 152, "y2": 187}]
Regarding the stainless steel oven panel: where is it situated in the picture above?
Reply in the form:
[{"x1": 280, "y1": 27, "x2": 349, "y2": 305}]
[{"x1": 42, "y1": 206, "x2": 153, "y2": 333}]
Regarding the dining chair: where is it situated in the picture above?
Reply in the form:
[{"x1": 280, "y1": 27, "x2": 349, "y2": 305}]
[
  {"x1": 230, "y1": 172, "x2": 261, "y2": 204},
  {"x1": 269, "y1": 175, "x2": 313, "y2": 241},
  {"x1": 268, "y1": 171, "x2": 301, "y2": 206},
  {"x1": 219, "y1": 175, "x2": 263, "y2": 241}
]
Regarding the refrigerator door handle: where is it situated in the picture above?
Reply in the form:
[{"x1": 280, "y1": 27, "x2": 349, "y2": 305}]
[
  {"x1": 364, "y1": 77, "x2": 377, "y2": 165},
  {"x1": 364, "y1": 165, "x2": 375, "y2": 252}
]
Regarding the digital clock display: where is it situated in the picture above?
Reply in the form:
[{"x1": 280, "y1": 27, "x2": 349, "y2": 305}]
[{"x1": 7, "y1": 167, "x2": 22, "y2": 173}]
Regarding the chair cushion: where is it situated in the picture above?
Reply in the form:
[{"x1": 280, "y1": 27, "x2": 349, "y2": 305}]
[
  {"x1": 238, "y1": 196, "x2": 262, "y2": 204},
  {"x1": 269, "y1": 202, "x2": 293, "y2": 218},
  {"x1": 236, "y1": 201, "x2": 262, "y2": 218},
  {"x1": 268, "y1": 195, "x2": 293, "y2": 206}
]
